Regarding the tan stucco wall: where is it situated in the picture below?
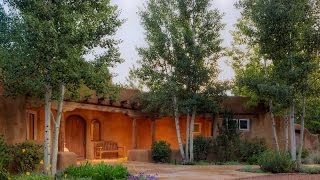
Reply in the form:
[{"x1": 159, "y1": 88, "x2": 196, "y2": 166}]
[
  {"x1": 0, "y1": 96, "x2": 26, "y2": 144},
  {"x1": 154, "y1": 116, "x2": 212, "y2": 150}
]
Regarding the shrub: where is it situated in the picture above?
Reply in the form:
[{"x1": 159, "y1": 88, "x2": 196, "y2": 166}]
[
  {"x1": 193, "y1": 136, "x2": 212, "y2": 161},
  {"x1": 212, "y1": 112, "x2": 241, "y2": 162},
  {"x1": 151, "y1": 141, "x2": 171, "y2": 163},
  {"x1": 258, "y1": 151, "x2": 295, "y2": 173},
  {"x1": 10, "y1": 141, "x2": 43, "y2": 173},
  {"x1": 0, "y1": 135, "x2": 11, "y2": 170},
  {"x1": 296, "y1": 146, "x2": 310, "y2": 159},
  {"x1": 305, "y1": 151, "x2": 320, "y2": 164},
  {"x1": 62, "y1": 163, "x2": 128, "y2": 180},
  {"x1": 13, "y1": 173, "x2": 53, "y2": 180},
  {"x1": 239, "y1": 138, "x2": 267, "y2": 164},
  {"x1": 0, "y1": 169, "x2": 9, "y2": 180}
]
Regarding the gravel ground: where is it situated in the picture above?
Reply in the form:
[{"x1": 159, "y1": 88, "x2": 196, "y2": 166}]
[
  {"x1": 241, "y1": 174, "x2": 320, "y2": 180},
  {"x1": 85, "y1": 160, "x2": 320, "y2": 180}
]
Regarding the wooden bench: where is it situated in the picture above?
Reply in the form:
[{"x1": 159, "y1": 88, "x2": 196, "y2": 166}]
[{"x1": 94, "y1": 141, "x2": 124, "y2": 159}]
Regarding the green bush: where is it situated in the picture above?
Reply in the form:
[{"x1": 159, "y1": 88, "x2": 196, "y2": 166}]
[
  {"x1": 212, "y1": 113, "x2": 241, "y2": 162},
  {"x1": 151, "y1": 140, "x2": 172, "y2": 163},
  {"x1": 239, "y1": 138, "x2": 267, "y2": 164},
  {"x1": 0, "y1": 135, "x2": 11, "y2": 170},
  {"x1": 296, "y1": 146, "x2": 310, "y2": 159},
  {"x1": 0, "y1": 169, "x2": 9, "y2": 180},
  {"x1": 62, "y1": 163, "x2": 128, "y2": 180},
  {"x1": 258, "y1": 151, "x2": 295, "y2": 173},
  {"x1": 305, "y1": 151, "x2": 320, "y2": 164},
  {"x1": 193, "y1": 136, "x2": 212, "y2": 161},
  {"x1": 13, "y1": 173, "x2": 53, "y2": 180},
  {"x1": 10, "y1": 142, "x2": 43, "y2": 173}
]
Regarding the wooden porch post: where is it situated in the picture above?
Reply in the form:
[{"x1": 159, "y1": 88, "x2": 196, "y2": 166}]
[
  {"x1": 151, "y1": 118, "x2": 156, "y2": 144},
  {"x1": 58, "y1": 113, "x2": 65, "y2": 152},
  {"x1": 213, "y1": 113, "x2": 219, "y2": 138},
  {"x1": 132, "y1": 118, "x2": 137, "y2": 149}
]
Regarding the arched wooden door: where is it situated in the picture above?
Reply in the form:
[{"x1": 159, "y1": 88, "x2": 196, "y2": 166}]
[{"x1": 65, "y1": 115, "x2": 86, "y2": 158}]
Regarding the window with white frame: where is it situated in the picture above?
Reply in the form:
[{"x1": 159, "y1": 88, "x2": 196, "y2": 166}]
[
  {"x1": 239, "y1": 119, "x2": 250, "y2": 131},
  {"x1": 226, "y1": 118, "x2": 250, "y2": 131},
  {"x1": 26, "y1": 110, "x2": 37, "y2": 140}
]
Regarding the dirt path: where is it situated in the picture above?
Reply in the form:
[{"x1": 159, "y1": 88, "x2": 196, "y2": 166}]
[
  {"x1": 123, "y1": 161, "x2": 267, "y2": 180},
  {"x1": 85, "y1": 160, "x2": 320, "y2": 180}
]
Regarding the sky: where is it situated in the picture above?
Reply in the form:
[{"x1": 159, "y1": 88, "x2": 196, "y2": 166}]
[{"x1": 111, "y1": 0, "x2": 241, "y2": 84}]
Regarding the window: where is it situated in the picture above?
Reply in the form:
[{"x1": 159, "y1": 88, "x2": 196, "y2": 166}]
[
  {"x1": 26, "y1": 111, "x2": 37, "y2": 140},
  {"x1": 225, "y1": 118, "x2": 250, "y2": 131},
  {"x1": 227, "y1": 119, "x2": 239, "y2": 129},
  {"x1": 91, "y1": 120, "x2": 101, "y2": 141},
  {"x1": 239, "y1": 119, "x2": 250, "y2": 131},
  {"x1": 193, "y1": 123, "x2": 201, "y2": 133}
]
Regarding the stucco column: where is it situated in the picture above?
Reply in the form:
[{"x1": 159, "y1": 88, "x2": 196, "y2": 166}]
[
  {"x1": 151, "y1": 119, "x2": 156, "y2": 144},
  {"x1": 132, "y1": 118, "x2": 137, "y2": 149},
  {"x1": 58, "y1": 113, "x2": 65, "y2": 152},
  {"x1": 213, "y1": 113, "x2": 219, "y2": 138}
]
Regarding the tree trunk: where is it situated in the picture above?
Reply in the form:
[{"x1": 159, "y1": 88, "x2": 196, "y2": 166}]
[
  {"x1": 51, "y1": 84, "x2": 65, "y2": 175},
  {"x1": 290, "y1": 100, "x2": 296, "y2": 161},
  {"x1": 185, "y1": 110, "x2": 190, "y2": 161},
  {"x1": 284, "y1": 110, "x2": 289, "y2": 152},
  {"x1": 189, "y1": 106, "x2": 196, "y2": 162},
  {"x1": 44, "y1": 85, "x2": 52, "y2": 175},
  {"x1": 269, "y1": 100, "x2": 280, "y2": 152},
  {"x1": 173, "y1": 96, "x2": 185, "y2": 160},
  {"x1": 297, "y1": 91, "x2": 306, "y2": 166}
]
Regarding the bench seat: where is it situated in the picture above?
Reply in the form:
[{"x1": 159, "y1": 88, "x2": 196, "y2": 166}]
[{"x1": 94, "y1": 141, "x2": 124, "y2": 159}]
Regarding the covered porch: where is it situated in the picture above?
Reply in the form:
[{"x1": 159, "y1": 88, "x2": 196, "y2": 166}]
[{"x1": 57, "y1": 101, "x2": 153, "y2": 160}]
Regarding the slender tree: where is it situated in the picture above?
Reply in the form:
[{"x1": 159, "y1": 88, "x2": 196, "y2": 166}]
[
  {"x1": 135, "y1": 0, "x2": 224, "y2": 162},
  {"x1": 235, "y1": 0, "x2": 319, "y2": 163},
  {"x1": 0, "y1": 0, "x2": 122, "y2": 175}
]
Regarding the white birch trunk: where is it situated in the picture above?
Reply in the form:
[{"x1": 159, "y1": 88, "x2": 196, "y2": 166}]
[
  {"x1": 269, "y1": 100, "x2": 279, "y2": 152},
  {"x1": 185, "y1": 110, "x2": 190, "y2": 161},
  {"x1": 297, "y1": 92, "x2": 306, "y2": 166},
  {"x1": 173, "y1": 96, "x2": 185, "y2": 160},
  {"x1": 290, "y1": 100, "x2": 296, "y2": 161},
  {"x1": 284, "y1": 110, "x2": 289, "y2": 152},
  {"x1": 189, "y1": 106, "x2": 196, "y2": 162},
  {"x1": 51, "y1": 84, "x2": 65, "y2": 175},
  {"x1": 44, "y1": 85, "x2": 52, "y2": 175}
]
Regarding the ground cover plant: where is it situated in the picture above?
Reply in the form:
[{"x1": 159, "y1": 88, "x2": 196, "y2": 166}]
[
  {"x1": 13, "y1": 173, "x2": 53, "y2": 180},
  {"x1": 60, "y1": 163, "x2": 128, "y2": 180},
  {"x1": 128, "y1": 172, "x2": 158, "y2": 180}
]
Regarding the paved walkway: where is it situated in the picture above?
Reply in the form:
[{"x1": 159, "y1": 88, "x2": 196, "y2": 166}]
[{"x1": 124, "y1": 162, "x2": 266, "y2": 180}]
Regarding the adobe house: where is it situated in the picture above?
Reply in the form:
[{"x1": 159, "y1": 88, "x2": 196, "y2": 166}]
[{"x1": 1, "y1": 88, "x2": 319, "y2": 161}]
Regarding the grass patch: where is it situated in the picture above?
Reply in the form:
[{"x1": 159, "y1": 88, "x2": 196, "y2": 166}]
[
  {"x1": 12, "y1": 173, "x2": 53, "y2": 180},
  {"x1": 298, "y1": 166, "x2": 320, "y2": 174}
]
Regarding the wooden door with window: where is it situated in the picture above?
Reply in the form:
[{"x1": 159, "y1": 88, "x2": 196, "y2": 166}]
[{"x1": 65, "y1": 115, "x2": 86, "y2": 158}]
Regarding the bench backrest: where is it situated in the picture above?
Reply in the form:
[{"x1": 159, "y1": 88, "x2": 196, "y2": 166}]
[{"x1": 95, "y1": 141, "x2": 118, "y2": 150}]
